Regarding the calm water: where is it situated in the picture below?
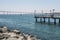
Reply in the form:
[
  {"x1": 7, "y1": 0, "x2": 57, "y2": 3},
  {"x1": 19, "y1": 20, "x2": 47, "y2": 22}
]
[{"x1": 0, "y1": 14, "x2": 60, "y2": 40}]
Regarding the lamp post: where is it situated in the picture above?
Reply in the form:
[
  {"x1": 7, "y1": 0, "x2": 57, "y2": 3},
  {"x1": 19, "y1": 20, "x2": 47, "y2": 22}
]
[
  {"x1": 52, "y1": 9, "x2": 55, "y2": 13},
  {"x1": 41, "y1": 10, "x2": 43, "y2": 14},
  {"x1": 34, "y1": 10, "x2": 36, "y2": 17},
  {"x1": 50, "y1": 10, "x2": 51, "y2": 13}
]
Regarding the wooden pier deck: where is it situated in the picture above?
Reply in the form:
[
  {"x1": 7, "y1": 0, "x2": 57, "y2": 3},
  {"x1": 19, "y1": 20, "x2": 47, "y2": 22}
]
[{"x1": 34, "y1": 13, "x2": 60, "y2": 24}]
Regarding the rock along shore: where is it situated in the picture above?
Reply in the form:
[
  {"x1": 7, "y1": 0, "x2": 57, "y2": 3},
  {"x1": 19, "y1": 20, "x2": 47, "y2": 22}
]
[{"x1": 0, "y1": 26, "x2": 41, "y2": 40}]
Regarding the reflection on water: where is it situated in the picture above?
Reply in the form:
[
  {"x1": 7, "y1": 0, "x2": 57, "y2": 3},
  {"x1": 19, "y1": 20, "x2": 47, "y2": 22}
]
[{"x1": 34, "y1": 23, "x2": 60, "y2": 40}]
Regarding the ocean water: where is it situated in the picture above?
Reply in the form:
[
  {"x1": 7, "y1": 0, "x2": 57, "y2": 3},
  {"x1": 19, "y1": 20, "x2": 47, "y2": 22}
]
[{"x1": 0, "y1": 14, "x2": 60, "y2": 40}]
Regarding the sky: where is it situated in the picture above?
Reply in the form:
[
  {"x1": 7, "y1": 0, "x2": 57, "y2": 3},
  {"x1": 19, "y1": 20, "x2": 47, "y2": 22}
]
[{"x1": 0, "y1": 0, "x2": 60, "y2": 13}]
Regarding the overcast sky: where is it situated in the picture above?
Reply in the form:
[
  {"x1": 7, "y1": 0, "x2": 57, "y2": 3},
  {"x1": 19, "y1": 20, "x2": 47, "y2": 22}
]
[{"x1": 0, "y1": 0, "x2": 60, "y2": 13}]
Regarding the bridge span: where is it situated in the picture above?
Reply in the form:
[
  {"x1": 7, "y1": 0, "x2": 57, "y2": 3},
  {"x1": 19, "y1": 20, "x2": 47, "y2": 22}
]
[{"x1": 0, "y1": 11, "x2": 32, "y2": 14}]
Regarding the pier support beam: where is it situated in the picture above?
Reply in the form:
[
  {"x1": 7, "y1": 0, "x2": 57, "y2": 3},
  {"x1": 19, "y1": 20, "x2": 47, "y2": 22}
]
[
  {"x1": 44, "y1": 18, "x2": 45, "y2": 23},
  {"x1": 54, "y1": 18, "x2": 56, "y2": 24},
  {"x1": 59, "y1": 18, "x2": 60, "y2": 24},
  {"x1": 48, "y1": 18, "x2": 50, "y2": 23},
  {"x1": 40, "y1": 18, "x2": 42, "y2": 23},
  {"x1": 35, "y1": 18, "x2": 37, "y2": 22}
]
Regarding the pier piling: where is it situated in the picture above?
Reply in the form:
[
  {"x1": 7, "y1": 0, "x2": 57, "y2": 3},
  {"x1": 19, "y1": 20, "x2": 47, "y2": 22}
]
[
  {"x1": 59, "y1": 18, "x2": 60, "y2": 24},
  {"x1": 40, "y1": 18, "x2": 42, "y2": 23},
  {"x1": 36, "y1": 18, "x2": 37, "y2": 22},
  {"x1": 43, "y1": 18, "x2": 45, "y2": 23},
  {"x1": 54, "y1": 18, "x2": 56, "y2": 24},
  {"x1": 48, "y1": 18, "x2": 50, "y2": 23}
]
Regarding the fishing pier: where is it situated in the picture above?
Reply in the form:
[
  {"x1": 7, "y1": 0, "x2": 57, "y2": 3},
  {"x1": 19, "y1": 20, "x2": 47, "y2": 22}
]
[{"x1": 34, "y1": 13, "x2": 60, "y2": 24}]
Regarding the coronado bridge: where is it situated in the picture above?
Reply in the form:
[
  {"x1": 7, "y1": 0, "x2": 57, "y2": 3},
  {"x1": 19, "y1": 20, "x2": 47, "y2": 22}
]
[{"x1": 0, "y1": 11, "x2": 33, "y2": 14}]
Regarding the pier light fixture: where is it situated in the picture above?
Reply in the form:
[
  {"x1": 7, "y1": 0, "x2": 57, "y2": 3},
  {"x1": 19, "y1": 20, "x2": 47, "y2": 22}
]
[
  {"x1": 41, "y1": 10, "x2": 43, "y2": 13},
  {"x1": 52, "y1": 9, "x2": 55, "y2": 13},
  {"x1": 34, "y1": 10, "x2": 36, "y2": 16},
  {"x1": 34, "y1": 10, "x2": 36, "y2": 13},
  {"x1": 50, "y1": 10, "x2": 51, "y2": 13}
]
